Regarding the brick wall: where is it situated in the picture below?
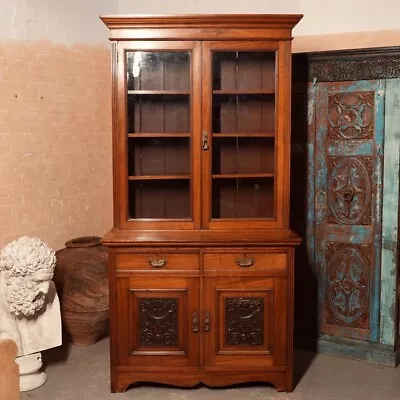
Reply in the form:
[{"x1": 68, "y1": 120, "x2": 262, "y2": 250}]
[{"x1": 0, "y1": 40, "x2": 112, "y2": 250}]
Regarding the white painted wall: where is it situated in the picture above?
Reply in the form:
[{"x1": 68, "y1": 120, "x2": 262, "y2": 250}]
[
  {"x1": 117, "y1": 0, "x2": 400, "y2": 36},
  {"x1": 298, "y1": 0, "x2": 400, "y2": 35},
  {"x1": 0, "y1": 0, "x2": 117, "y2": 44},
  {"x1": 117, "y1": 0, "x2": 302, "y2": 16},
  {"x1": 1, "y1": 0, "x2": 399, "y2": 44}
]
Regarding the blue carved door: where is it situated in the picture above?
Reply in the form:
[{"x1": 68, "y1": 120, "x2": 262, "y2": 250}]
[{"x1": 315, "y1": 80, "x2": 384, "y2": 341}]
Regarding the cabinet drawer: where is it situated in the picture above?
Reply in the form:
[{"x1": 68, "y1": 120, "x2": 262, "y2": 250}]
[
  {"x1": 116, "y1": 253, "x2": 200, "y2": 270},
  {"x1": 203, "y1": 252, "x2": 287, "y2": 272}
]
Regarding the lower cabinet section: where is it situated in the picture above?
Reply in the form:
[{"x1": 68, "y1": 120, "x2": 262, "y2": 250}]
[
  {"x1": 110, "y1": 247, "x2": 294, "y2": 393},
  {"x1": 203, "y1": 276, "x2": 287, "y2": 368},
  {"x1": 116, "y1": 276, "x2": 200, "y2": 367}
]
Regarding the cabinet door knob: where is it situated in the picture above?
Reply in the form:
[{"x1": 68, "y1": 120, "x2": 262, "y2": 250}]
[
  {"x1": 204, "y1": 311, "x2": 211, "y2": 332},
  {"x1": 148, "y1": 259, "x2": 166, "y2": 268},
  {"x1": 236, "y1": 257, "x2": 254, "y2": 268},
  {"x1": 192, "y1": 312, "x2": 199, "y2": 332},
  {"x1": 202, "y1": 131, "x2": 209, "y2": 150}
]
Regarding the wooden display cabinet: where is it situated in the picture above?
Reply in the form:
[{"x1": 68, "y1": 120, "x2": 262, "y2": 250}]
[{"x1": 101, "y1": 14, "x2": 302, "y2": 393}]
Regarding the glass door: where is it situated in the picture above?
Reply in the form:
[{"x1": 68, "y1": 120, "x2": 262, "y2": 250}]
[
  {"x1": 118, "y1": 42, "x2": 201, "y2": 229},
  {"x1": 202, "y1": 41, "x2": 287, "y2": 230}
]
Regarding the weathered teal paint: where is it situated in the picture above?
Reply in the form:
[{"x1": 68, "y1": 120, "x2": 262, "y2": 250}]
[
  {"x1": 314, "y1": 84, "x2": 329, "y2": 328},
  {"x1": 337, "y1": 80, "x2": 381, "y2": 92},
  {"x1": 326, "y1": 226, "x2": 373, "y2": 243},
  {"x1": 318, "y1": 334, "x2": 399, "y2": 367},
  {"x1": 371, "y1": 80, "x2": 385, "y2": 342},
  {"x1": 328, "y1": 140, "x2": 374, "y2": 156},
  {"x1": 307, "y1": 82, "x2": 317, "y2": 267},
  {"x1": 380, "y1": 78, "x2": 400, "y2": 346}
]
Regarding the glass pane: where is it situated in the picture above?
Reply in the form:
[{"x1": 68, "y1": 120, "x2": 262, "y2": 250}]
[
  {"x1": 211, "y1": 50, "x2": 276, "y2": 220},
  {"x1": 212, "y1": 137, "x2": 274, "y2": 174},
  {"x1": 128, "y1": 138, "x2": 190, "y2": 176},
  {"x1": 212, "y1": 94, "x2": 274, "y2": 134},
  {"x1": 129, "y1": 180, "x2": 190, "y2": 219},
  {"x1": 126, "y1": 51, "x2": 190, "y2": 134},
  {"x1": 213, "y1": 52, "x2": 275, "y2": 92},
  {"x1": 212, "y1": 178, "x2": 274, "y2": 219},
  {"x1": 127, "y1": 52, "x2": 190, "y2": 91},
  {"x1": 126, "y1": 51, "x2": 192, "y2": 221},
  {"x1": 128, "y1": 94, "x2": 190, "y2": 134},
  {"x1": 212, "y1": 51, "x2": 275, "y2": 134}
]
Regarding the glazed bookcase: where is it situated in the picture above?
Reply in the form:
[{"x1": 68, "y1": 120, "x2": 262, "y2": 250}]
[{"x1": 101, "y1": 14, "x2": 302, "y2": 393}]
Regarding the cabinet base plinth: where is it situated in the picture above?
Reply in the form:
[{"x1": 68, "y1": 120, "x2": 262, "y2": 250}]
[{"x1": 111, "y1": 369, "x2": 293, "y2": 393}]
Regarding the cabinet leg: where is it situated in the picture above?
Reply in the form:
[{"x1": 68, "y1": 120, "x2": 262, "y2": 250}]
[
  {"x1": 110, "y1": 368, "x2": 129, "y2": 393},
  {"x1": 111, "y1": 380, "x2": 129, "y2": 393},
  {"x1": 284, "y1": 370, "x2": 294, "y2": 392}
]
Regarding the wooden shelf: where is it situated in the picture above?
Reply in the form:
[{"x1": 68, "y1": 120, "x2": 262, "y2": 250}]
[
  {"x1": 128, "y1": 90, "x2": 190, "y2": 95},
  {"x1": 213, "y1": 89, "x2": 275, "y2": 95},
  {"x1": 212, "y1": 173, "x2": 274, "y2": 179},
  {"x1": 128, "y1": 133, "x2": 190, "y2": 138},
  {"x1": 213, "y1": 133, "x2": 275, "y2": 138},
  {"x1": 129, "y1": 175, "x2": 190, "y2": 181}
]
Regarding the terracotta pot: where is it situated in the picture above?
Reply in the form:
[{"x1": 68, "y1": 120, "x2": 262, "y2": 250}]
[
  {"x1": 62, "y1": 276, "x2": 109, "y2": 346},
  {"x1": 55, "y1": 236, "x2": 109, "y2": 346}
]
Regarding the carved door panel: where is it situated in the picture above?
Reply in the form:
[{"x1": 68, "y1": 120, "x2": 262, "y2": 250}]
[
  {"x1": 315, "y1": 80, "x2": 384, "y2": 341},
  {"x1": 116, "y1": 276, "x2": 200, "y2": 367},
  {"x1": 203, "y1": 276, "x2": 287, "y2": 367}
]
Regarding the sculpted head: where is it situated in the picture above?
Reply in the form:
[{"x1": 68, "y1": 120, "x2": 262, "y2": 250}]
[{"x1": 0, "y1": 237, "x2": 56, "y2": 317}]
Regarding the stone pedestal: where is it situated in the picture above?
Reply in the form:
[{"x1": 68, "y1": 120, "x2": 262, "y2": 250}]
[{"x1": 16, "y1": 352, "x2": 46, "y2": 392}]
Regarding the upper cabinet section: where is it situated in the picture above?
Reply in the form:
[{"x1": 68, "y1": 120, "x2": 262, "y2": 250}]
[{"x1": 102, "y1": 15, "x2": 302, "y2": 231}]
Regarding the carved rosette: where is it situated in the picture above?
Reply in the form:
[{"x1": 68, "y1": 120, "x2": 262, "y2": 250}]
[
  {"x1": 327, "y1": 157, "x2": 372, "y2": 225},
  {"x1": 325, "y1": 245, "x2": 370, "y2": 328},
  {"x1": 225, "y1": 298, "x2": 264, "y2": 346},
  {"x1": 139, "y1": 298, "x2": 178, "y2": 346},
  {"x1": 327, "y1": 92, "x2": 374, "y2": 140}
]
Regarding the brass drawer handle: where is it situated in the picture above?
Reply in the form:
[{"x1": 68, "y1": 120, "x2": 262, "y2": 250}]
[
  {"x1": 192, "y1": 312, "x2": 199, "y2": 332},
  {"x1": 204, "y1": 311, "x2": 211, "y2": 332},
  {"x1": 148, "y1": 258, "x2": 166, "y2": 269},
  {"x1": 236, "y1": 257, "x2": 254, "y2": 268}
]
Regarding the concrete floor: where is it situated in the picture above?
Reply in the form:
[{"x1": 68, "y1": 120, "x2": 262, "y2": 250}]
[{"x1": 21, "y1": 337, "x2": 400, "y2": 400}]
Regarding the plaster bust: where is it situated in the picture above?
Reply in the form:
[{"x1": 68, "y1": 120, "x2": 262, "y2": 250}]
[{"x1": 0, "y1": 236, "x2": 62, "y2": 391}]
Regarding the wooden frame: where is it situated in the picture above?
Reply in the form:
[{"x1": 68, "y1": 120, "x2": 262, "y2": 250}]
[
  {"x1": 115, "y1": 40, "x2": 201, "y2": 230},
  {"x1": 201, "y1": 40, "x2": 290, "y2": 229}
]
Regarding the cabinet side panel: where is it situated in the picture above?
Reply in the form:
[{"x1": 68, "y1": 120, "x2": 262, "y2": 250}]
[
  {"x1": 276, "y1": 41, "x2": 293, "y2": 228},
  {"x1": 111, "y1": 42, "x2": 121, "y2": 228}
]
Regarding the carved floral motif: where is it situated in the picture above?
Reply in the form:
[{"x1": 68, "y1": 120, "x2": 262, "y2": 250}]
[
  {"x1": 225, "y1": 298, "x2": 264, "y2": 346},
  {"x1": 326, "y1": 245, "x2": 370, "y2": 327},
  {"x1": 328, "y1": 157, "x2": 372, "y2": 225},
  {"x1": 139, "y1": 298, "x2": 178, "y2": 346},
  {"x1": 328, "y1": 92, "x2": 374, "y2": 140}
]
